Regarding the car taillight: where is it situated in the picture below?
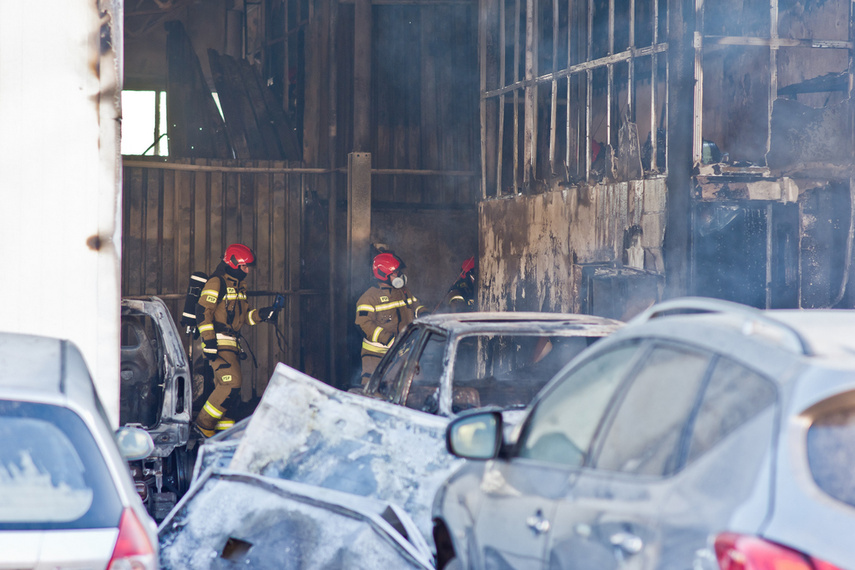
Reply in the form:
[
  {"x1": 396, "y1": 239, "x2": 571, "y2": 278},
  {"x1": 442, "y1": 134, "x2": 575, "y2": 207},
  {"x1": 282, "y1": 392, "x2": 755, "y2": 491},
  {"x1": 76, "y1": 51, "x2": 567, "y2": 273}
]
[
  {"x1": 108, "y1": 508, "x2": 157, "y2": 570},
  {"x1": 714, "y1": 532, "x2": 843, "y2": 570}
]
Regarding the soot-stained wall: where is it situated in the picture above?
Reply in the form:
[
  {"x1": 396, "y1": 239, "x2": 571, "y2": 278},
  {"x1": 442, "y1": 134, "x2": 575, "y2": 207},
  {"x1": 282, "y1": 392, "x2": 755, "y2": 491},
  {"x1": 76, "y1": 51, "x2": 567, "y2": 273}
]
[
  {"x1": 368, "y1": 208, "x2": 479, "y2": 310},
  {"x1": 479, "y1": 179, "x2": 667, "y2": 316}
]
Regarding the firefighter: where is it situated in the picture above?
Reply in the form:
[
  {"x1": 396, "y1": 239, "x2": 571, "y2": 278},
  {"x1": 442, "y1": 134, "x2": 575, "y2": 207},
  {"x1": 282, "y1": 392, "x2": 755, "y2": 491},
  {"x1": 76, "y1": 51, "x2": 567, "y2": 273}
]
[
  {"x1": 435, "y1": 257, "x2": 476, "y2": 313},
  {"x1": 194, "y1": 243, "x2": 278, "y2": 437},
  {"x1": 355, "y1": 252, "x2": 428, "y2": 385}
]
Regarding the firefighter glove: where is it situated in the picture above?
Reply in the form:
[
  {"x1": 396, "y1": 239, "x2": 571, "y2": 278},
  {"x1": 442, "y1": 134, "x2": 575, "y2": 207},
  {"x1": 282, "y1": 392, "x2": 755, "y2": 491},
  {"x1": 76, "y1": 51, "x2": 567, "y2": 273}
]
[
  {"x1": 259, "y1": 306, "x2": 277, "y2": 322},
  {"x1": 203, "y1": 338, "x2": 218, "y2": 360}
]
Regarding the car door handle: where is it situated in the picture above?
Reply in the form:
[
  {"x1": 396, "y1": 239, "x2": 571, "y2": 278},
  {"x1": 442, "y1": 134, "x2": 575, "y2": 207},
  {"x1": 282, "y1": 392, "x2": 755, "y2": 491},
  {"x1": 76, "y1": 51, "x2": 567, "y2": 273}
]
[
  {"x1": 610, "y1": 531, "x2": 643, "y2": 555},
  {"x1": 525, "y1": 509, "x2": 551, "y2": 535}
]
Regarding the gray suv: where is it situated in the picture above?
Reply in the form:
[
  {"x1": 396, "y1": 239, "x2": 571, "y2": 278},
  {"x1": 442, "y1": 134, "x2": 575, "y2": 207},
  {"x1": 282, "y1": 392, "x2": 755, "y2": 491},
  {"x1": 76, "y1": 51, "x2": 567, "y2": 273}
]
[{"x1": 433, "y1": 297, "x2": 855, "y2": 569}]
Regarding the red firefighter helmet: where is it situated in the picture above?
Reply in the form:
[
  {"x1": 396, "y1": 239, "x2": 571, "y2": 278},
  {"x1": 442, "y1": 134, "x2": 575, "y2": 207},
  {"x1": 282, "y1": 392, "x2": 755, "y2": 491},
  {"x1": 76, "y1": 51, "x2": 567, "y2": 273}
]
[
  {"x1": 460, "y1": 257, "x2": 476, "y2": 280},
  {"x1": 373, "y1": 253, "x2": 404, "y2": 281},
  {"x1": 224, "y1": 243, "x2": 256, "y2": 269}
]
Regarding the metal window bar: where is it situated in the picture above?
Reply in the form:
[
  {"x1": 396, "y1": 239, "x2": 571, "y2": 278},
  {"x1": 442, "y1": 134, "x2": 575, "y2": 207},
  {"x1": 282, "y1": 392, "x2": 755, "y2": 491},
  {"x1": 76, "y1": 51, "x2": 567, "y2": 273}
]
[
  {"x1": 523, "y1": 0, "x2": 537, "y2": 189},
  {"x1": 513, "y1": 0, "x2": 521, "y2": 193},
  {"x1": 692, "y1": 0, "x2": 703, "y2": 164},
  {"x1": 483, "y1": 0, "x2": 669, "y2": 193},
  {"x1": 607, "y1": 0, "x2": 614, "y2": 152},
  {"x1": 585, "y1": 0, "x2": 592, "y2": 181},
  {"x1": 497, "y1": 0, "x2": 507, "y2": 195},
  {"x1": 548, "y1": 0, "x2": 559, "y2": 175}
]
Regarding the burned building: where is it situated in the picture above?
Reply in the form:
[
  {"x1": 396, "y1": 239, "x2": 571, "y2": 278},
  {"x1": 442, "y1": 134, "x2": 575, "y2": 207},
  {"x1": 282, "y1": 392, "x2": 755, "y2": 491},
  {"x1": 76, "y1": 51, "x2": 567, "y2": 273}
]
[
  {"x1": 121, "y1": 0, "x2": 855, "y2": 389},
  {"x1": 477, "y1": 0, "x2": 855, "y2": 319}
]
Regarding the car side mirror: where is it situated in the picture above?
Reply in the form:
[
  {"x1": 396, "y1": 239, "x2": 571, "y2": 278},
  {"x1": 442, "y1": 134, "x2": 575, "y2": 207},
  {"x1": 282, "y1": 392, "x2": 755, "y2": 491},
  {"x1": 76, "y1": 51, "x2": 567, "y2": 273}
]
[
  {"x1": 116, "y1": 426, "x2": 155, "y2": 461},
  {"x1": 446, "y1": 410, "x2": 503, "y2": 460}
]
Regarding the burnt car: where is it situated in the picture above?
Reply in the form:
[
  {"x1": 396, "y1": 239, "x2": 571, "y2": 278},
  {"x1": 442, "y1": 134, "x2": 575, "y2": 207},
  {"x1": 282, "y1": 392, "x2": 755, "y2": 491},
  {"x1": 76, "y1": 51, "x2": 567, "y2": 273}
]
[
  {"x1": 161, "y1": 365, "x2": 463, "y2": 569},
  {"x1": 361, "y1": 312, "x2": 623, "y2": 417},
  {"x1": 433, "y1": 297, "x2": 855, "y2": 570},
  {"x1": 121, "y1": 297, "x2": 195, "y2": 521}
]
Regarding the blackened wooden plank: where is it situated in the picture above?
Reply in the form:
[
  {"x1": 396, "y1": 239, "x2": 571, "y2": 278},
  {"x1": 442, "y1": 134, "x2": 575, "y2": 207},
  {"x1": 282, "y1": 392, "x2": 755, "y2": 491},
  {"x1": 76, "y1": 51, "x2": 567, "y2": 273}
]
[
  {"x1": 210, "y1": 50, "x2": 267, "y2": 158},
  {"x1": 165, "y1": 21, "x2": 232, "y2": 158},
  {"x1": 236, "y1": 60, "x2": 283, "y2": 159},
  {"x1": 208, "y1": 50, "x2": 251, "y2": 159},
  {"x1": 255, "y1": 63, "x2": 303, "y2": 161},
  {"x1": 286, "y1": 170, "x2": 302, "y2": 369},
  {"x1": 126, "y1": 166, "x2": 144, "y2": 296},
  {"x1": 143, "y1": 168, "x2": 160, "y2": 294},
  {"x1": 162, "y1": 168, "x2": 177, "y2": 296}
]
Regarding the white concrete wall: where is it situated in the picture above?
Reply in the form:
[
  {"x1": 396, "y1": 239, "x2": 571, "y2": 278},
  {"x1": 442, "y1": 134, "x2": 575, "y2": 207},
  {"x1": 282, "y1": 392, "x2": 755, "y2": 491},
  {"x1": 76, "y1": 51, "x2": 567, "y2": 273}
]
[{"x1": 0, "y1": 0, "x2": 123, "y2": 425}]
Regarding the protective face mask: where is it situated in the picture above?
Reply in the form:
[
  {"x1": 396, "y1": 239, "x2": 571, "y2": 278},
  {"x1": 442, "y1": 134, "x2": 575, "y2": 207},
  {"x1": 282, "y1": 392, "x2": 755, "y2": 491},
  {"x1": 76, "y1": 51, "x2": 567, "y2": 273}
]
[{"x1": 391, "y1": 274, "x2": 407, "y2": 289}]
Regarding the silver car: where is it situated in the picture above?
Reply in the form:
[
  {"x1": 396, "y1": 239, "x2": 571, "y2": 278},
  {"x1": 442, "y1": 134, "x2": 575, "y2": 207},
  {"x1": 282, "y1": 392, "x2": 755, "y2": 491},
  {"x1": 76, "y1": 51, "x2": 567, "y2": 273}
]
[
  {"x1": 433, "y1": 297, "x2": 855, "y2": 569},
  {"x1": 361, "y1": 312, "x2": 624, "y2": 417},
  {"x1": 0, "y1": 332, "x2": 159, "y2": 569}
]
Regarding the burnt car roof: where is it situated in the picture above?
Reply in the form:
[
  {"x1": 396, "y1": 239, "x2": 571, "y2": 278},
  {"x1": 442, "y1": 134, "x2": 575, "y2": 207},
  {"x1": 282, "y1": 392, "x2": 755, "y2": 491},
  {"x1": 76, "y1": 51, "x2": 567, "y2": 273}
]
[{"x1": 413, "y1": 311, "x2": 624, "y2": 336}]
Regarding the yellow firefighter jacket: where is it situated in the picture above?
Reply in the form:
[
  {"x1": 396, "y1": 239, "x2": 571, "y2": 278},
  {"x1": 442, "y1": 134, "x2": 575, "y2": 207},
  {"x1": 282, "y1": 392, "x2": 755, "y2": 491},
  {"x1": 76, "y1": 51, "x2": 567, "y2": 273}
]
[
  {"x1": 197, "y1": 273, "x2": 263, "y2": 351},
  {"x1": 355, "y1": 283, "x2": 427, "y2": 357}
]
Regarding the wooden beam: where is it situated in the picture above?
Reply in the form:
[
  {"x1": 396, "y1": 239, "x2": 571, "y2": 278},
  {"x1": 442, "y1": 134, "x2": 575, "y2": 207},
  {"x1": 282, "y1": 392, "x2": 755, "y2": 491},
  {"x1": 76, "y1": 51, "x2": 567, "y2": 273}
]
[
  {"x1": 523, "y1": 0, "x2": 537, "y2": 190},
  {"x1": 353, "y1": 0, "x2": 372, "y2": 151},
  {"x1": 347, "y1": 152, "x2": 372, "y2": 305},
  {"x1": 665, "y1": 0, "x2": 694, "y2": 298}
]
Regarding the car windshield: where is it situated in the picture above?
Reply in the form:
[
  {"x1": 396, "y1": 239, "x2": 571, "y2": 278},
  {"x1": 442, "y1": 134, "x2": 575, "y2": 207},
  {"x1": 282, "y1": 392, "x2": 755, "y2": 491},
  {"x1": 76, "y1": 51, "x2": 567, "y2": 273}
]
[
  {"x1": 451, "y1": 334, "x2": 596, "y2": 409},
  {"x1": 0, "y1": 400, "x2": 122, "y2": 530}
]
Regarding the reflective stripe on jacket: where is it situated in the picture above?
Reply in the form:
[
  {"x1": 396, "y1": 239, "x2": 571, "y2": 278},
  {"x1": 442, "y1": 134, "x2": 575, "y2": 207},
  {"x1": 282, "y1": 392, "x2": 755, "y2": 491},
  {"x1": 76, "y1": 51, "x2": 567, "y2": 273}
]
[
  {"x1": 355, "y1": 282, "x2": 426, "y2": 356},
  {"x1": 197, "y1": 273, "x2": 262, "y2": 344}
]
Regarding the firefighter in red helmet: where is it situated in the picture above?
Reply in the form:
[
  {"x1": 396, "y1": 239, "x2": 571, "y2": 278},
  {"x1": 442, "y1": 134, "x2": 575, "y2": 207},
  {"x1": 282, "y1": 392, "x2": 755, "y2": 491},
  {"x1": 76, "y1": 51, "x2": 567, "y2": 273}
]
[
  {"x1": 435, "y1": 257, "x2": 476, "y2": 313},
  {"x1": 194, "y1": 243, "x2": 279, "y2": 437},
  {"x1": 355, "y1": 252, "x2": 428, "y2": 386}
]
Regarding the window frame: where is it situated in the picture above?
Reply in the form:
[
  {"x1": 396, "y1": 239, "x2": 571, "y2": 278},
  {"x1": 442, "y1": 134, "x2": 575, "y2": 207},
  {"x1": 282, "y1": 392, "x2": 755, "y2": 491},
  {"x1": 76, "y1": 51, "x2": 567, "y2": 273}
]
[{"x1": 509, "y1": 338, "x2": 648, "y2": 466}]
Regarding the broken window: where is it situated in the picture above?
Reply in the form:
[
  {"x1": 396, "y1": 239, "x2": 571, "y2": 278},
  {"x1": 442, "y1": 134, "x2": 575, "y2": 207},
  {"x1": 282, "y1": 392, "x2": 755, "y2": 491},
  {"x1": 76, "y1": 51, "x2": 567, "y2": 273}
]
[{"x1": 480, "y1": 0, "x2": 669, "y2": 196}]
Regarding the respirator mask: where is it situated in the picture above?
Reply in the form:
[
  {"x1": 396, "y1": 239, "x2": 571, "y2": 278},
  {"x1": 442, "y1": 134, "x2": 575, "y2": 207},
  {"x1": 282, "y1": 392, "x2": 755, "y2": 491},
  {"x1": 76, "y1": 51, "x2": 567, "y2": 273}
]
[{"x1": 391, "y1": 273, "x2": 407, "y2": 289}]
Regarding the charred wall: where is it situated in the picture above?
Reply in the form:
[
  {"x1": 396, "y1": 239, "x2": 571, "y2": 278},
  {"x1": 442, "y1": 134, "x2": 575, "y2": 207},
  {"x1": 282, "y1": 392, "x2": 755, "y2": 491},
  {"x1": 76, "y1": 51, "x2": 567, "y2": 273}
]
[{"x1": 479, "y1": 179, "x2": 666, "y2": 319}]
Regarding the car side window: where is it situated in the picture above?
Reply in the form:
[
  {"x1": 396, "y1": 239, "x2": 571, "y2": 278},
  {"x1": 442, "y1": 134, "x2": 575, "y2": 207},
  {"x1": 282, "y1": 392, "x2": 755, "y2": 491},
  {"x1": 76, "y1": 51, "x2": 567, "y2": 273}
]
[
  {"x1": 372, "y1": 328, "x2": 421, "y2": 398},
  {"x1": 515, "y1": 342, "x2": 643, "y2": 467},
  {"x1": 403, "y1": 332, "x2": 447, "y2": 413},
  {"x1": 594, "y1": 343, "x2": 712, "y2": 477},
  {"x1": 807, "y1": 397, "x2": 855, "y2": 508},
  {"x1": 687, "y1": 357, "x2": 776, "y2": 464}
]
